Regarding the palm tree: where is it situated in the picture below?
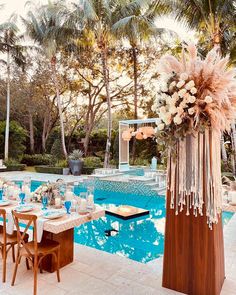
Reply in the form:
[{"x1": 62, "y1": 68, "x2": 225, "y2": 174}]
[
  {"x1": 23, "y1": 1, "x2": 74, "y2": 159},
  {"x1": 168, "y1": 0, "x2": 236, "y2": 169},
  {"x1": 112, "y1": 0, "x2": 170, "y2": 162},
  {"x1": 0, "y1": 20, "x2": 26, "y2": 161},
  {"x1": 70, "y1": 0, "x2": 117, "y2": 168}
]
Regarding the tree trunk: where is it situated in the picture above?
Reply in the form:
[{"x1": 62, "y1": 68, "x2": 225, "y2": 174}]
[
  {"x1": 131, "y1": 46, "x2": 138, "y2": 165},
  {"x1": 29, "y1": 112, "x2": 35, "y2": 154},
  {"x1": 231, "y1": 122, "x2": 236, "y2": 175},
  {"x1": 213, "y1": 42, "x2": 228, "y2": 166},
  {"x1": 101, "y1": 46, "x2": 112, "y2": 168},
  {"x1": 51, "y1": 56, "x2": 68, "y2": 159},
  {"x1": 4, "y1": 50, "x2": 10, "y2": 161}
]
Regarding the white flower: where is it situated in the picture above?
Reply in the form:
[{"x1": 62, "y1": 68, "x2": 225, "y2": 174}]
[
  {"x1": 151, "y1": 105, "x2": 156, "y2": 112},
  {"x1": 204, "y1": 95, "x2": 213, "y2": 103},
  {"x1": 170, "y1": 81, "x2": 176, "y2": 88},
  {"x1": 178, "y1": 88, "x2": 187, "y2": 97},
  {"x1": 179, "y1": 101, "x2": 187, "y2": 109},
  {"x1": 169, "y1": 105, "x2": 178, "y2": 114},
  {"x1": 185, "y1": 80, "x2": 195, "y2": 90},
  {"x1": 173, "y1": 115, "x2": 182, "y2": 125},
  {"x1": 163, "y1": 112, "x2": 172, "y2": 125},
  {"x1": 188, "y1": 107, "x2": 195, "y2": 115},
  {"x1": 172, "y1": 92, "x2": 179, "y2": 101},
  {"x1": 159, "y1": 106, "x2": 166, "y2": 114},
  {"x1": 158, "y1": 123, "x2": 165, "y2": 131},
  {"x1": 160, "y1": 83, "x2": 168, "y2": 92},
  {"x1": 177, "y1": 107, "x2": 184, "y2": 115},
  {"x1": 167, "y1": 95, "x2": 175, "y2": 105},
  {"x1": 42, "y1": 186, "x2": 48, "y2": 192},
  {"x1": 188, "y1": 95, "x2": 196, "y2": 103},
  {"x1": 180, "y1": 73, "x2": 189, "y2": 81},
  {"x1": 190, "y1": 87, "x2": 197, "y2": 94},
  {"x1": 177, "y1": 80, "x2": 185, "y2": 88}
]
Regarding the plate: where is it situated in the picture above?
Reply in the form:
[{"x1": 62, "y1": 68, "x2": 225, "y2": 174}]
[
  {"x1": 0, "y1": 200, "x2": 10, "y2": 207},
  {"x1": 15, "y1": 205, "x2": 34, "y2": 213},
  {"x1": 42, "y1": 210, "x2": 66, "y2": 220}
]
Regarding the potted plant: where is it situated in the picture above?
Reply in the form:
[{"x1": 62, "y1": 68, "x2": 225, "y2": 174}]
[{"x1": 68, "y1": 150, "x2": 84, "y2": 176}]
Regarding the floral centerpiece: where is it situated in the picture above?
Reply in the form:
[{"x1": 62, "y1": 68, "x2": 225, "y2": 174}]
[
  {"x1": 33, "y1": 182, "x2": 61, "y2": 203},
  {"x1": 152, "y1": 44, "x2": 236, "y2": 228}
]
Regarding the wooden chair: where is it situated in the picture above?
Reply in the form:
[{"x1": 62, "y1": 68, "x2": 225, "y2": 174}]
[
  {"x1": 0, "y1": 208, "x2": 19, "y2": 282},
  {"x1": 11, "y1": 211, "x2": 61, "y2": 295}
]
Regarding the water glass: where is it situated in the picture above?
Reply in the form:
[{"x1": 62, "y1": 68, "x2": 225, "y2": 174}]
[
  {"x1": 0, "y1": 189, "x2": 3, "y2": 201},
  {"x1": 19, "y1": 192, "x2": 26, "y2": 205},
  {"x1": 64, "y1": 201, "x2": 72, "y2": 214},
  {"x1": 42, "y1": 195, "x2": 48, "y2": 210}
]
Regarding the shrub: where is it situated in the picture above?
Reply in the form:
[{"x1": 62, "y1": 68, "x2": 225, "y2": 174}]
[
  {"x1": 4, "y1": 158, "x2": 26, "y2": 171},
  {"x1": 0, "y1": 121, "x2": 27, "y2": 159},
  {"x1": 134, "y1": 158, "x2": 150, "y2": 166},
  {"x1": 21, "y1": 154, "x2": 54, "y2": 166},
  {"x1": 50, "y1": 138, "x2": 64, "y2": 160},
  {"x1": 55, "y1": 160, "x2": 68, "y2": 168},
  {"x1": 35, "y1": 165, "x2": 63, "y2": 174},
  {"x1": 83, "y1": 157, "x2": 103, "y2": 168}
]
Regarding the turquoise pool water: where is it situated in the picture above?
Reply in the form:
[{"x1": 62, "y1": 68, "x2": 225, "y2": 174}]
[{"x1": 16, "y1": 180, "x2": 234, "y2": 263}]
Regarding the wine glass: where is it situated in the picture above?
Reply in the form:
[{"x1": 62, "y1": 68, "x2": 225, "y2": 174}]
[
  {"x1": 0, "y1": 188, "x2": 3, "y2": 201},
  {"x1": 64, "y1": 201, "x2": 72, "y2": 214},
  {"x1": 19, "y1": 192, "x2": 26, "y2": 205},
  {"x1": 42, "y1": 195, "x2": 48, "y2": 210}
]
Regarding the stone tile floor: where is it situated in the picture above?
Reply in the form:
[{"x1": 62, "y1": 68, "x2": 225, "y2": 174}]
[{"x1": 0, "y1": 213, "x2": 236, "y2": 295}]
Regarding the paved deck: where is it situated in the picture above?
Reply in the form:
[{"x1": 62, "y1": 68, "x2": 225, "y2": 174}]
[
  {"x1": 0, "y1": 213, "x2": 235, "y2": 295},
  {"x1": 0, "y1": 172, "x2": 236, "y2": 294}
]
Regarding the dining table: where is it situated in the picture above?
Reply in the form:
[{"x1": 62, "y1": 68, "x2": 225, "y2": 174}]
[{"x1": 0, "y1": 200, "x2": 105, "y2": 272}]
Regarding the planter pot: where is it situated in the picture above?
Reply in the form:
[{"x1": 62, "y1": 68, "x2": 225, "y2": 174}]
[
  {"x1": 69, "y1": 160, "x2": 83, "y2": 176},
  {"x1": 63, "y1": 168, "x2": 70, "y2": 175}
]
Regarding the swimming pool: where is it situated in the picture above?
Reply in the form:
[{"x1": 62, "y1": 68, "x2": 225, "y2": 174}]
[{"x1": 16, "y1": 180, "x2": 234, "y2": 263}]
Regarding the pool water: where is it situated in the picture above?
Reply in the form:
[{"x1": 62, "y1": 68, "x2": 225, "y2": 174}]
[{"x1": 17, "y1": 180, "x2": 235, "y2": 263}]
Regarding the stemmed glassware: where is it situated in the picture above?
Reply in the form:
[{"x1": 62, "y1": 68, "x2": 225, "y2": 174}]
[
  {"x1": 64, "y1": 201, "x2": 72, "y2": 214},
  {"x1": 42, "y1": 194, "x2": 48, "y2": 210},
  {"x1": 19, "y1": 192, "x2": 26, "y2": 205}
]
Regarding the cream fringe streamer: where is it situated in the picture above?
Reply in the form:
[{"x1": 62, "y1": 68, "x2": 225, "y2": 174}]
[{"x1": 167, "y1": 129, "x2": 222, "y2": 229}]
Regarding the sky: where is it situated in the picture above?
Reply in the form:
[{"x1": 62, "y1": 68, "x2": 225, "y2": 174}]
[{"x1": 0, "y1": 0, "x2": 196, "y2": 43}]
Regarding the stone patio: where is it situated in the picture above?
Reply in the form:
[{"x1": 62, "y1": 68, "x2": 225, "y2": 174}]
[
  {"x1": 1, "y1": 171, "x2": 236, "y2": 294},
  {"x1": 0, "y1": 213, "x2": 235, "y2": 295}
]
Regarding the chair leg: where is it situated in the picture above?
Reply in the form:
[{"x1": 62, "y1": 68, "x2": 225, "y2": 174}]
[
  {"x1": 11, "y1": 254, "x2": 20, "y2": 286},
  {"x1": 2, "y1": 245, "x2": 6, "y2": 283},
  {"x1": 33, "y1": 264, "x2": 38, "y2": 295},
  {"x1": 56, "y1": 248, "x2": 60, "y2": 283},
  {"x1": 12, "y1": 244, "x2": 15, "y2": 263}
]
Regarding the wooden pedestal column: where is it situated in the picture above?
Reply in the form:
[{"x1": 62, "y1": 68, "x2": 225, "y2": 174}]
[{"x1": 162, "y1": 190, "x2": 225, "y2": 295}]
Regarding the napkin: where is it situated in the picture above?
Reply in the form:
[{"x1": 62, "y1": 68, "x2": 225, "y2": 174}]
[
  {"x1": 36, "y1": 218, "x2": 46, "y2": 243},
  {"x1": 6, "y1": 212, "x2": 14, "y2": 235}
]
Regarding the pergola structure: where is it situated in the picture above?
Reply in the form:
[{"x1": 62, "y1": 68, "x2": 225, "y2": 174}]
[{"x1": 119, "y1": 118, "x2": 160, "y2": 170}]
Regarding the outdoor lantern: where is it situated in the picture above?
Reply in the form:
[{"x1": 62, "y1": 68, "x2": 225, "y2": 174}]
[{"x1": 122, "y1": 130, "x2": 132, "y2": 141}]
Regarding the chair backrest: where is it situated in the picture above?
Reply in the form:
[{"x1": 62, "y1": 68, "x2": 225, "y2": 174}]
[
  {"x1": 0, "y1": 209, "x2": 6, "y2": 245},
  {"x1": 12, "y1": 211, "x2": 38, "y2": 257}
]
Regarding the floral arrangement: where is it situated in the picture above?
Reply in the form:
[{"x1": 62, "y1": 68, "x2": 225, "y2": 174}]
[
  {"x1": 152, "y1": 44, "x2": 236, "y2": 146},
  {"x1": 152, "y1": 44, "x2": 236, "y2": 228},
  {"x1": 33, "y1": 182, "x2": 61, "y2": 202}
]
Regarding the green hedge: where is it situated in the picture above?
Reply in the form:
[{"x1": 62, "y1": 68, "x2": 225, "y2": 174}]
[
  {"x1": 82, "y1": 167, "x2": 95, "y2": 175},
  {"x1": 34, "y1": 165, "x2": 95, "y2": 175},
  {"x1": 21, "y1": 154, "x2": 54, "y2": 166},
  {"x1": 35, "y1": 166, "x2": 63, "y2": 174},
  {"x1": 6, "y1": 164, "x2": 26, "y2": 171},
  {"x1": 83, "y1": 157, "x2": 103, "y2": 168}
]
